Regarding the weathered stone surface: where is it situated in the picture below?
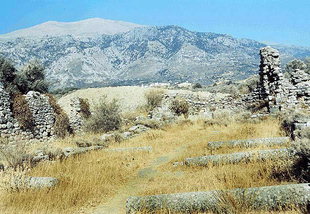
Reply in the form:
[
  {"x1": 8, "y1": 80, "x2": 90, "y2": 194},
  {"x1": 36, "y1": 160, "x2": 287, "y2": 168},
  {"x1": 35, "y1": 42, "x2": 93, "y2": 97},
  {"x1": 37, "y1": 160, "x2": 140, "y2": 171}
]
[
  {"x1": 63, "y1": 146, "x2": 104, "y2": 157},
  {"x1": 207, "y1": 137, "x2": 290, "y2": 150},
  {"x1": 107, "y1": 146, "x2": 152, "y2": 152},
  {"x1": 250, "y1": 47, "x2": 310, "y2": 111},
  {"x1": 129, "y1": 125, "x2": 150, "y2": 133},
  {"x1": 68, "y1": 97, "x2": 85, "y2": 132},
  {"x1": 0, "y1": 84, "x2": 57, "y2": 141},
  {"x1": 184, "y1": 148, "x2": 292, "y2": 166},
  {"x1": 126, "y1": 183, "x2": 310, "y2": 213},
  {"x1": 12, "y1": 176, "x2": 59, "y2": 189}
]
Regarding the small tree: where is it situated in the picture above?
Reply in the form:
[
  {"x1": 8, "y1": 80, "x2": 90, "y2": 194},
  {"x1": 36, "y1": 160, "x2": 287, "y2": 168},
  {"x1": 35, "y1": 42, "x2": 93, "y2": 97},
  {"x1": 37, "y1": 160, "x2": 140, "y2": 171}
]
[
  {"x1": 285, "y1": 59, "x2": 307, "y2": 74},
  {"x1": 17, "y1": 60, "x2": 48, "y2": 94},
  {"x1": 84, "y1": 96, "x2": 122, "y2": 133},
  {"x1": 0, "y1": 57, "x2": 19, "y2": 94}
]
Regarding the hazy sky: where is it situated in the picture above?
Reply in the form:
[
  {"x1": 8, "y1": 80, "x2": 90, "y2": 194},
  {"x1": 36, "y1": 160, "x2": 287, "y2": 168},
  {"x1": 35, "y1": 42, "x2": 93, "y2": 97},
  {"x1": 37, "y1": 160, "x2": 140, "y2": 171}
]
[{"x1": 1, "y1": 0, "x2": 309, "y2": 46}]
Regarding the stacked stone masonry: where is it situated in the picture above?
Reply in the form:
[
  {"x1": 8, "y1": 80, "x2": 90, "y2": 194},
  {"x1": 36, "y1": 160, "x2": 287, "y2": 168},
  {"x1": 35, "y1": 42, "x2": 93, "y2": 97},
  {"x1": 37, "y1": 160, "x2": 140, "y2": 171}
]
[
  {"x1": 68, "y1": 97, "x2": 84, "y2": 132},
  {"x1": 253, "y1": 46, "x2": 310, "y2": 112},
  {"x1": 0, "y1": 84, "x2": 82, "y2": 141}
]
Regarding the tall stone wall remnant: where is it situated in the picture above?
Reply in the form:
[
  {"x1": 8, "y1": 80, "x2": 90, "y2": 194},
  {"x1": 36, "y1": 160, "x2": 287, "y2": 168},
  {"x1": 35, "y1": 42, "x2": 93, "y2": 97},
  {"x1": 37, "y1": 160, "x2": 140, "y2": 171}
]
[
  {"x1": 68, "y1": 97, "x2": 85, "y2": 132},
  {"x1": 25, "y1": 91, "x2": 55, "y2": 139},
  {"x1": 256, "y1": 46, "x2": 310, "y2": 112}
]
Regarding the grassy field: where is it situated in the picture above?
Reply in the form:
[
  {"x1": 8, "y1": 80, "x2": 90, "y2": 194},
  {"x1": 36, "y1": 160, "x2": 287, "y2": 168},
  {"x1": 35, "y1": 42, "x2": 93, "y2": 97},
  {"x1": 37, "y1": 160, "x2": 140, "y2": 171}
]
[
  {"x1": 57, "y1": 86, "x2": 152, "y2": 114},
  {"x1": 0, "y1": 117, "x2": 299, "y2": 214}
]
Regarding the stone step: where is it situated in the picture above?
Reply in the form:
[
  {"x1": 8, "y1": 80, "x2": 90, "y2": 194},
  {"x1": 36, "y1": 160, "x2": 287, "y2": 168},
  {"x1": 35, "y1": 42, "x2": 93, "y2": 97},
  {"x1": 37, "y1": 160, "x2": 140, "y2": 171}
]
[
  {"x1": 183, "y1": 148, "x2": 292, "y2": 166},
  {"x1": 207, "y1": 137, "x2": 290, "y2": 150},
  {"x1": 126, "y1": 183, "x2": 310, "y2": 213}
]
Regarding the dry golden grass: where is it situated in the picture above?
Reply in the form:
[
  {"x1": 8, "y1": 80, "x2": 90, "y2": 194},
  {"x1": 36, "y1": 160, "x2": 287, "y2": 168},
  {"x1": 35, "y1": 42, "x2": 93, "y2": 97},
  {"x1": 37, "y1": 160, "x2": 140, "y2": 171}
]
[
  {"x1": 57, "y1": 86, "x2": 152, "y2": 114},
  {"x1": 0, "y1": 117, "x2": 298, "y2": 214}
]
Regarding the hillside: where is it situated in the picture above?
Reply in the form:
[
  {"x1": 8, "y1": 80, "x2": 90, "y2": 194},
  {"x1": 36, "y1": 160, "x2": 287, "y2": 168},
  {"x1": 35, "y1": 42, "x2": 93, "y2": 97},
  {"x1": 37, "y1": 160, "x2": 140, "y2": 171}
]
[{"x1": 0, "y1": 19, "x2": 310, "y2": 90}]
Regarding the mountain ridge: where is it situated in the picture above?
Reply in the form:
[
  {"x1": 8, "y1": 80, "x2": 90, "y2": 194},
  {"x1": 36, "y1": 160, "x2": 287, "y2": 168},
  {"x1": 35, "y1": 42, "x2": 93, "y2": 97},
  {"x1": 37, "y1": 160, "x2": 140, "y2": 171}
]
[
  {"x1": 0, "y1": 19, "x2": 309, "y2": 90},
  {"x1": 0, "y1": 18, "x2": 144, "y2": 38}
]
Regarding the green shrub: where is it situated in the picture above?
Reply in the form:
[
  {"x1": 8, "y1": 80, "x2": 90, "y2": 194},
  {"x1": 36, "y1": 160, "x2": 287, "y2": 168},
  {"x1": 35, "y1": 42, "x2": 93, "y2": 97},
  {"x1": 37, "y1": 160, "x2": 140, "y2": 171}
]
[
  {"x1": 291, "y1": 139, "x2": 310, "y2": 182},
  {"x1": 16, "y1": 60, "x2": 48, "y2": 94},
  {"x1": 84, "y1": 96, "x2": 122, "y2": 133},
  {"x1": 170, "y1": 98, "x2": 189, "y2": 118},
  {"x1": 0, "y1": 57, "x2": 19, "y2": 95},
  {"x1": 192, "y1": 83, "x2": 202, "y2": 89},
  {"x1": 46, "y1": 94, "x2": 72, "y2": 138},
  {"x1": 11, "y1": 94, "x2": 35, "y2": 130},
  {"x1": 79, "y1": 98, "x2": 91, "y2": 119},
  {"x1": 145, "y1": 89, "x2": 164, "y2": 111}
]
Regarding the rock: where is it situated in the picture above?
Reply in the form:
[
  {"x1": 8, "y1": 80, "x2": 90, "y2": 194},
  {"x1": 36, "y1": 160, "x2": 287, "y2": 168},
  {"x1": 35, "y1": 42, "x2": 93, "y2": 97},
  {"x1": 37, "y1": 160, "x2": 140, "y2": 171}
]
[
  {"x1": 184, "y1": 148, "x2": 292, "y2": 166},
  {"x1": 129, "y1": 125, "x2": 150, "y2": 133},
  {"x1": 122, "y1": 131, "x2": 133, "y2": 139},
  {"x1": 12, "y1": 176, "x2": 59, "y2": 189},
  {"x1": 100, "y1": 133, "x2": 116, "y2": 142},
  {"x1": 126, "y1": 183, "x2": 310, "y2": 213},
  {"x1": 207, "y1": 137, "x2": 290, "y2": 150}
]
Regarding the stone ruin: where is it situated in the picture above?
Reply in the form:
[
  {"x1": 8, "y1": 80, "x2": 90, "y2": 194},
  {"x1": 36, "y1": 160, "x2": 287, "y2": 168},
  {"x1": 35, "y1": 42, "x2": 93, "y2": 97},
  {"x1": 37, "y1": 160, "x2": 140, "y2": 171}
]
[
  {"x1": 68, "y1": 97, "x2": 85, "y2": 132},
  {"x1": 0, "y1": 84, "x2": 84, "y2": 141},
  {"x1": 253, "y1": 46, "x2": 310, "y2": 112}
]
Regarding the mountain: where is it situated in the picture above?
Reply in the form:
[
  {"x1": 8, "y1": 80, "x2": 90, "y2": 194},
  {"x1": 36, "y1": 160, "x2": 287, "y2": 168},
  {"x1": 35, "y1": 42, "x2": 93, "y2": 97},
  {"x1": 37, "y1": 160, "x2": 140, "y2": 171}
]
[
  {"x1": 0, "y1": 19, "x2": 309, "y2": 90},
  {"x1": 0, "y1": 18, "x2": 144, "y2": 38}
]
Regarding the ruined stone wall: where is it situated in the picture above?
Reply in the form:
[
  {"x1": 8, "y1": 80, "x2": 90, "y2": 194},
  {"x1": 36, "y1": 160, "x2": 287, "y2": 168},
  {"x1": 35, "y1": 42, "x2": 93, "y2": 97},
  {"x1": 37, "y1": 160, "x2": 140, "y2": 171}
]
[
  {"x1": 68, "y1": 97, "x2": 84, "y2": 132},
  {"x1": 0, "y1": 85, "x2": 59, "y2": 141},
  {"x1": 25, "y1": 91, "x2": 55, "y2": 139},
  {"x1": 254, "y1": 46, "x2": 310, "y2": 112}
]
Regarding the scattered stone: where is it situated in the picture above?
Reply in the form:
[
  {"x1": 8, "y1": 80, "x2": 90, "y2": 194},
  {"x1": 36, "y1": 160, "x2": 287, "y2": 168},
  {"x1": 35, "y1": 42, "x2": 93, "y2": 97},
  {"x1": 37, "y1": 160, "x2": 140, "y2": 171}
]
[
  {"x1": 100, "y1": 133, "x2": 116, "y2": 142},
  {"x1": 184, "y1": 148, "x2": 292, "y2": 166},
  {"x1": 12, "y1": 176, "x2": 59, "y2": 189},
  {"x1": 129, "y1": 125, "x2": 150, "y2": 134},
  {"x1": 207, "y1": 137, "x2": 290, "y2": 150},
  {"x1": 126, "y1": 183, "x2": 310, "y2": 213}
]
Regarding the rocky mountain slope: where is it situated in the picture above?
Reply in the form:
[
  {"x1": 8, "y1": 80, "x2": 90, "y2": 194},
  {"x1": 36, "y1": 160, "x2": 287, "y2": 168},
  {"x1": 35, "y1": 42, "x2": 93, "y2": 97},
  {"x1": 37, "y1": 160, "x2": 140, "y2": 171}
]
[{"x1": 0, "y1": 19, "x2": 309, "y2": 90}]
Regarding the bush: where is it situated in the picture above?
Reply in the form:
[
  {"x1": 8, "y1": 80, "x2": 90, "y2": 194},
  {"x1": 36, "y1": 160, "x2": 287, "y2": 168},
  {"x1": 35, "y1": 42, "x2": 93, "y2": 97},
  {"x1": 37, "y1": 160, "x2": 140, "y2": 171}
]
[
  {"x1": 84, "y1": 96, "x2": 122, "y2": 133},
  {"x1": 16, "y1": 60, "x2": 48, "y2": 94},
  {"x1": 54, "y1": 113, "x2": 72, "y2": 138},
  {"x1": 290, "y1": 139, "x2": 310, "y2": 182},
  {"x1": 169, "y1": 98, "x2": 189, "y2": 118},
  {"x1": 0, "y1": 57, "x2": 19, "y2": 95},
  {"x1": 11, "y1": 94, "x2": 34, "y2": 130},
  {"x1": 145, "y1": 89, "x2": 164, "y2": 111},
  {"x1": 79, "y1": 98, "x2": 91, "y2": 119},
  {"x1": 0, "y1": 138, "x2": 33, "y2": 171},
  {"x1": 192, "y1": 83, "x2": 202, "y2": 89},
  {"x1": 46, "y1": 94, "x2": 72, "y2": 138}
]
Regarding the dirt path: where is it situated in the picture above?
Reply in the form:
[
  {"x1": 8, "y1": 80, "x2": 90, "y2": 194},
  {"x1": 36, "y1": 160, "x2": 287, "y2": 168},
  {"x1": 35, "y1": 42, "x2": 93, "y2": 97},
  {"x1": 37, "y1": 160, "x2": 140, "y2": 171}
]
[{"x1": 83, "y1": 144, "x2": 190, "y2": 214}]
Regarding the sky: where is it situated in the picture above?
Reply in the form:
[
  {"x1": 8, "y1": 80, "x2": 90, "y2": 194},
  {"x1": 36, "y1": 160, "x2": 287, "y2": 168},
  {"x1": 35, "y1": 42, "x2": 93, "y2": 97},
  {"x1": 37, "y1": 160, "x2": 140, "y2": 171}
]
[{"x1": 0, "y1": 0, "x2": 309, "y2": 46}]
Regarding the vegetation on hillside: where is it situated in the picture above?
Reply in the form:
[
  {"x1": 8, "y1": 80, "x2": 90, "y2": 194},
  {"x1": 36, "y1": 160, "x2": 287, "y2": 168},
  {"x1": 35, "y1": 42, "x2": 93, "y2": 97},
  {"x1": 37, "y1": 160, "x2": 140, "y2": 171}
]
[
  {"x1": 0, "y1": 57, "x2": 48, "y2": 95},
  {"x1": 84, "y1": 96, "x2": 122, "y2": 133}
]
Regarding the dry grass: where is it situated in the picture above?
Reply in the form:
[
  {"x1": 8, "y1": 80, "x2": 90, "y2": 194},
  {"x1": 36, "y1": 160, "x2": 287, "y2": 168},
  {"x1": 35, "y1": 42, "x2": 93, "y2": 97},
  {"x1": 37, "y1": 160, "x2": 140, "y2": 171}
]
[
  {"x1": 0, "y1": 117, "x2": 298, "y2": 214},
  {"x1": 57, "y1": 86, "x2": 152, "y2": 114}
]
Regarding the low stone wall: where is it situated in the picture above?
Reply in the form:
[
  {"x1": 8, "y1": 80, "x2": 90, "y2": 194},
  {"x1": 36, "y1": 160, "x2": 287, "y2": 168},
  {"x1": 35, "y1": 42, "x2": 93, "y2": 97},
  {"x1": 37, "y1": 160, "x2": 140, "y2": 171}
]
[
  {"x1": 207, "y1": 137, "x2": 290, "y2": 150},
  {"x1": 184, "y1": 148, "x2": 292, "y2": 166},
  {"x1": 126, "y1": 183, "x2": 310, "y2": 213}
]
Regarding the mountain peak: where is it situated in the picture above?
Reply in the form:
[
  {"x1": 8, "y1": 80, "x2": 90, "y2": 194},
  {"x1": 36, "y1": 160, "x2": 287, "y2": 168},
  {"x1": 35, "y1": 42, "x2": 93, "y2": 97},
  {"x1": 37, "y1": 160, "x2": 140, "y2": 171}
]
[{"x1": 0, "y1": 18, "x2": 145, "y2": 38}]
